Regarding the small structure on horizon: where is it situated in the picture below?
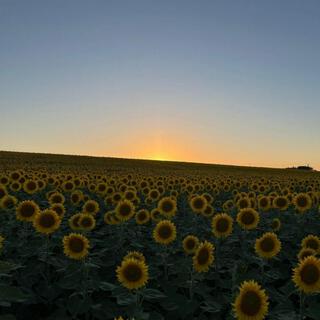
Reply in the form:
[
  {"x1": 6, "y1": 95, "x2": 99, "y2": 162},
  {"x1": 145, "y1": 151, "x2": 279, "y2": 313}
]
[{"x1": 286, "y1": 165, "x2": 314, "y2": 171}]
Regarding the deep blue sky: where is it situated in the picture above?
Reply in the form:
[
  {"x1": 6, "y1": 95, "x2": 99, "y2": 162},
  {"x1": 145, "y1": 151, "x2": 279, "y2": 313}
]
[{"x1": 1, "y1": 0, "x2": 319, "y2": 168}]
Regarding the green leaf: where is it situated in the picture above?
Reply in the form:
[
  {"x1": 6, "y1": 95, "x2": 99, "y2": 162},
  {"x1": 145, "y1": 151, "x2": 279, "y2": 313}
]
[
  {"x1": 0, "y1": 285, "x2": 29, "y2": 302},
  {"x1": 143, "y1": 288, "x2": 166, "y2": 300}
]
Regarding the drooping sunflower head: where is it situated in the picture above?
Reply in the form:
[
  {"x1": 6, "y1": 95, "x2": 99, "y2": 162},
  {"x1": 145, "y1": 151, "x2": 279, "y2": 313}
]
[
  {"x1": 233, "y1": 280, "x2": 269, "y2": 320},
  {"x1": 124, "y1": 251, "x2": 146, "y2": 263},
  {"x1": 135, "y1": 209, "x2": 150, "y2": 225},
  {"x1": 150, "y1": 208, "x2": 162, "y2": 222},
  {"x1": 301, "y1": 235, "x2": 320, "y2": 254},
  {"x1": 153, "y1": 220, "x2": 177, "y2": 245},
  {"x1": 158, "y1": 197, "x2": 177, "y2": 218},
  {"x1": 69, "y1": 213, "x2": 82, "y2": 230},
  {"x1": 79, "y1": 213, "x2": 96, "y2": 231},
  {"x1": 292, "y1": 256, "x2": 320, "y2": 293},
  {"x1": 0, "y1": 234, "x2": 4, "y2": 250},
  {"x1": 298, "y1": 248, "x2": 316, "y2": 261},
  {"x1": 190, "y1": 195, "x2": 208, "y2": 214},
  {"x1": 271, "y1": 218, "x2": 281, "y2": 232},
  {"x1": 212, "y1": 213, "x2": 233, "y2": 238},
  {"x1": 193, "y1": 240, "x2": 214, "y2": 273},
  {"x1": 255, "y1": 232, "x2": 281, "y2": 259},
  {"x1": 236, "y1": 208, "x2": 260, "y2": 230},
  {"x1": 116, "y1": 258, "x2": 149, "y2": 290},
  {"x1": 16, "y1": 200, "x2": 40, "y2": 222},
  {"x1": 293, "y1": 193, "x2": 312, "y2": 213},
  {"x1": 83, "y1": 200, "x2": 100, "y2": 215},
  {"x1": 63, "y1": 233, "x2": 90, "y2": 260},
  {"x1": 33, "y1": 209, "x2": 61, "y2": 234},
  {"x1": 115, "y1": 200, "x2": 135, "y2": 222},
  {"x1": 183, "y1": 235, "x2": 200, "y2": 255}
]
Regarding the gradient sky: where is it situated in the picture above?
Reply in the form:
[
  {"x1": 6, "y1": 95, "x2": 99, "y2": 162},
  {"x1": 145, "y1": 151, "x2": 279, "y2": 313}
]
[{"x1": 1, "y1": 0, "x2": 320, "y2": 169}]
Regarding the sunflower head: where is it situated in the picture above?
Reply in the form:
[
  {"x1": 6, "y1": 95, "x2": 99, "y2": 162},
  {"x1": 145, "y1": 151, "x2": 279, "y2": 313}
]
[
  {"x1": 153, "y1": 220, "x2": 177, "y2": 245},
  {"x1": 183, "y1": 235, "x2": 200, "y2": 255},
  {"x1": 212, "y1": 213, "x2": 233, "y2": 238},
  {"x1": 273, "y1": 195, "x2": 290, "y2": 211},
  {"x1": 79, "y1": 213, "x2": 96, "y2": 231},
  {"x1": 301, "y1": 235, "x2": 320, "y2": 254},
  {"x1": 0, "y1": 195, "x2": 18, "y2": 210},
  {"x1": 63, "y1": 233, "x2": 90, "y2": 260},
  {"x1": 237, "y1": 208, "x2": 260, "y2": 230},
  {"x1": 158, "y1": 197, "x2": 177, "y2": 218},
  {"x1": 23, "y1": 180, "x2": 38, "y2": 194},
  {"x1": 33, "y1": 209, "x2": 61, "y2": 234},
  {"x1": 116, "y1": 258, "x2": 149, "y2": 290},
  {"x1": 292, "y1": 256, "x2": 320, "y2": 293},
  {"x1": 135, "y1": 209, "x2": 150, "y2": 225},
  {"x1": 190, "y1": 195, "x2": 208, "y2": 214},
  {"x1": 255, "y1": 232, "x2": 281, "y2": 259},
  {"x1": 271, "y1": 218, "x2": 281, "y2": 232},
  {"x1": 48, "y1": 192, "x2": 65, "y2": 205},
  {"x1": 115, "y1": 200, "x2": 135, "y2": 222},
  {"x1": 150, "y1": 208, "x2": 162, "y2": 222},
  {"x1": 258, "y1": 196, "x2": 271, "y2": 211},
  {"x1": 83, "y1": 200, "x2": 100, "y2": 215},
  {"x1": 16, "y1": 200, "x2": 40, "y2": 222},
  {"x1": 233, "y1": 280, "x2": 269, "y2": 320},
  {"x1": 124, "y1": 251, "x2": 146, "y2": 263},
  {"x1": 50, "y1": 203, "x2": 66, "y2": 218},
  {"x1": 298, "y1": 248, "x2": 316, "y2": 261},
  {"x1": 193, "y1": 240, "x2": 215, "y2": 273},
  {"x1": 294, "y1": 193, "x2": 312, "y2": 213},
  {"x1": 69, "y1": 213, "x2": 82, "y2": 230}
]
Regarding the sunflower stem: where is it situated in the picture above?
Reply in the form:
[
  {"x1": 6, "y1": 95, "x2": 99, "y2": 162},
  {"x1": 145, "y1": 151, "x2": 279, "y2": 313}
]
[
  {"x1": 299, "y1": 291, "x2": 305, "y2": 320},
  {"x1": 189, "y1": 268, "x2": 194, "y2": 301}
]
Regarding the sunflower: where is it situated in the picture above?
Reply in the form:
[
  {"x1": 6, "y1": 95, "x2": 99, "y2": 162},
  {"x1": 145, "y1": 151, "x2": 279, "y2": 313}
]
[
  {"x1": 70, "y1": 190, "x2": 83, "y2": 205},
  {"x1": 69, "y1": 213, "x2": 82, "y2": 230},
  {"x1": 115, "y1": 200, "x2": 135, "y2": 222},
  {"x1": 124, "y1": 251, "x2": 146, "y2": 263},
  {"x1": 257, "y1": 196, "x2": 271, "y2": 212},
  {"x1": 153, "y1": 220, "x2": 177, "y2": 245},
  {"x1": 104, "y1": 211, "x2": 115, "y2": 225},
  {"x1": 148, "y1": 189, "x2": 160, "y2": 201},
  {"x1": 193, "y1": 241, "x2": 214, "y2": 272},
  {"x1": 298, "y1": 248, "x2": 316, "y2": 261},
  {"x1": 9, "y1": 181, "x2": 21, "y2": 192},
  {"x1": 190, "y1": 195, "x2": 207, "y2": 214},
  {"x1": 0, "y1": 185, "x2": 7, "y2": 200},
  {"x1": 301, "y1": 235, "x2": 320, "y2": 254},
  {"x1": 233, "y1": 280, "x2": 269, "y2": 320},
  {"x1": 0, "y1": 235, "x2": 4, "y2": 250},
  {"x1": 135, "y1": 209, "x2": 150, "y2": 225},
  {"x1": 271, "y1": 218, "x2": 281, "y2": 232},
  {"x1": 77, "y1": 213, "x2": 95, "y2": 231},
  {"x1": 50, "y1": 203, "x2": 66, "y2": 219},
  {"x1": 48, "y1": 192, "x2": 65, "y2": 205},
  {"x1": 150, "y1": 208, "x2": 162, "y2": 222},
  {"x1": 158, "y1": 197, "x2": 177, "y2": 218},
  {"x1": 237, "y1": 208, "x2": 260, "y2": 230},
  {"x1": 236, "y1": 197, "x2": 251, "y2": 210},
  {"x1": 116, "y1": 258, "x2": 149, "y2": 290},
  {"x1": 293, "y1": 193, "x2": 312, "y2": 213},
  {"x1": 33, "y1": 209, "x2": 61, "y2": 234},
  {"x1": 202, "y1": 204, "x2": 215, "y2": 218},
  {"x1": 0, "y1": 195, "x2": 18, "y2": 209},
  {"x1": 212, "y1": 213, "x2": 233, "y2": 238},
  {"x1": 183, "y1": 235, "x2": 200, "y2": 255},
  {"x1": 62, "y1": 180, "x2": 75, "y2": 192},
  {"x1": 255, "y1": 232, "x2": 281, "y2": 259},
  {"x1": 63, "y1": 233, "x2": 90, "y2": 260},
  {"x1": 273, "y1": 196, "x2": 289, "y2": 211},
  {"x1": 83, "y1": 200, "x2": 100, "y2": 215},
  {"x1": 23, "y1": 180, "x2": 38, "y2": 194},
  {"x1": 16, "y1": 200, "x2": 40, "y2": 222},
  {"x1": 292, "y1": 256, "x2": 320, "y2": 293}
]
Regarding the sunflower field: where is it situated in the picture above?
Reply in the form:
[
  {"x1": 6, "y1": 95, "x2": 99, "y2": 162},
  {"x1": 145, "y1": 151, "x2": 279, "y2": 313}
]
[{"x1": 0, "y1": 151, "x2": 320, "y2": 320}]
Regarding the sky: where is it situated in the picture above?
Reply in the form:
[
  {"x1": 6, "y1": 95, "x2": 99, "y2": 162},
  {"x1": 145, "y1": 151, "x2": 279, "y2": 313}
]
[{"x1": 1, "y1": 0, "x2": 320, "y2": 169}]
